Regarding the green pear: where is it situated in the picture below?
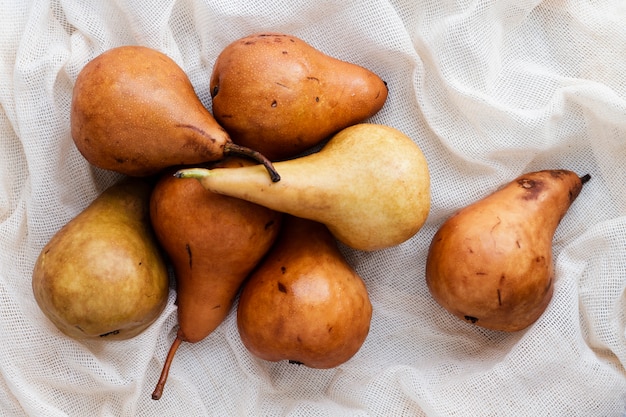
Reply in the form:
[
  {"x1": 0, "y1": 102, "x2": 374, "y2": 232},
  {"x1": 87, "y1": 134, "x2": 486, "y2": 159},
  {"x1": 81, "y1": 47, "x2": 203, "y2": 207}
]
[
  {"x1": 175, "y1": 123, "x2": 431, "y2": 251},
  {"x1": 32, "y1": 178, "x2": 169, "y2": 340}
]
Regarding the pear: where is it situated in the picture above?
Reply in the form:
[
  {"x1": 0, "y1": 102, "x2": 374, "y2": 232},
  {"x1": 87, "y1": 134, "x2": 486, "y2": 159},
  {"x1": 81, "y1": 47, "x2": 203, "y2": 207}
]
[
  {"x1": 71, "y1": 45, "x2": 279, "y2": 181},
  {"x1": 32, "y1": 178, "x2": 169, "y2": 340},
  {"x1": 210, "y1": 32, "x2": 388, "y2": 160},
  {"x1": 149, "y1": 158, "x2": 282, "y2": 400},
  {"x1": 425, "y1": 170, "x2": 590, "y2": 332},
  {"x1": 237, "y1": 215, "x2": 372, "y2": 368},
  {"x1": 175, "y1": 123, "x2": 430, "y2": 251}
]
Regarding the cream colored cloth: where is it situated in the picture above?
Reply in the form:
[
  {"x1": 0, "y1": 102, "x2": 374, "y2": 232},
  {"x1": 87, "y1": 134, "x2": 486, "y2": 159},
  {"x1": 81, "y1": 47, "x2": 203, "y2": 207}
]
[{"x1": 1, "y1": 1, "x2": 626, "y2": 415}]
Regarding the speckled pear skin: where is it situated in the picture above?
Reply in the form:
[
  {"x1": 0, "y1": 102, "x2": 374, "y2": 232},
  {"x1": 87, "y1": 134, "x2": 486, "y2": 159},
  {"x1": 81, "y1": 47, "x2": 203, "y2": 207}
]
[
  {"x1": 237, "y1": 215, "x2": 372, "y2": 368},
  {"x1": 71, "y1": 45, "x2": 232, "y2": 176},
  {"x1": 426, "y1": 170, "x2": 589, "y2": 332},
  {"x1": 148, "y1": 158, "x2": 282, "y2": 400},
  {"x1": 210, "y1": 32, "x2": 388, "y2": 161}
]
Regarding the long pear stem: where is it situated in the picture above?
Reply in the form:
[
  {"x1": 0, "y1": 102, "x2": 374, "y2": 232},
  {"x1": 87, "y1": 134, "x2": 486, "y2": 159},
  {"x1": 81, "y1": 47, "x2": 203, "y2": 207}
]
[
  {"x1": 151, "y1": 334, "x2": 183, "y2": 400},
  {"x1": 224, "y1": 142, "x2": 281, "y2": 182}
]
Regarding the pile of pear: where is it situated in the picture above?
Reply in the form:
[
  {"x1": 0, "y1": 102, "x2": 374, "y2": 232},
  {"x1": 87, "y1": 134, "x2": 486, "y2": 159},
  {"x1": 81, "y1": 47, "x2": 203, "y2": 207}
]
[
  {"x1": 31, "y1": 32, "x2": 431, "y2": 400},
  {"x1": 30, "y1": 32, "x2": 590, "y2": 402}
]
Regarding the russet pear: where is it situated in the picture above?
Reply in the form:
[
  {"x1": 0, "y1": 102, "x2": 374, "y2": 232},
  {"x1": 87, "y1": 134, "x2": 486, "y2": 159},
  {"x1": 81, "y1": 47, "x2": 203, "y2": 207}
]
[
  {"x1": 176, "y1": 123, "x2": 431, "y2": 251},
  {"x1": 32, "y1": 178, "x2": 169, "y2": 340},
  {"x1": 237, "y1": 215, "x2": 372, "y2": 368},
  {"x1": 210, "y1": 32, "x2": 388, "y2": 160},
  {"x1": 425, "y1": 170, "x2": 590, "y2": 332},
  {"x1": 149, "y1": 158, "x2": 282, "y2": 400},
  {"x1": 71, "y1": 45, "x2": 278, "y2": 180}
]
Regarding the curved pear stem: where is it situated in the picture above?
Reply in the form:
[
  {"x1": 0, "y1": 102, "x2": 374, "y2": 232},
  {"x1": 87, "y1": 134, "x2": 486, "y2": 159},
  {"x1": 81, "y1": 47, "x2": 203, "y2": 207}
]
[
  {"x1": 224, "y1": 142, "x2": 281, "y2": 182},
  {"x1": 580, "y1": 174, "x2": 591, "y2": 184},
  {"x1": 151, "y1": 334, "x2": 183, "y2": 400}
]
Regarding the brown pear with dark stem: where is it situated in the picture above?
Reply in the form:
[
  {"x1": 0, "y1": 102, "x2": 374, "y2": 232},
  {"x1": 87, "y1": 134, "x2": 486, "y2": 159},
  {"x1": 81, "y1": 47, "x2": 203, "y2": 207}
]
[
  {"x1": 425, "y1": 170, "x2": 590, "y2": 332},
  {"x1": 149, "y1": 158, "x2": 282, "y2": 400},
  {"x1": 71, "y1": 45, "x2": 279, "y2": 181}
]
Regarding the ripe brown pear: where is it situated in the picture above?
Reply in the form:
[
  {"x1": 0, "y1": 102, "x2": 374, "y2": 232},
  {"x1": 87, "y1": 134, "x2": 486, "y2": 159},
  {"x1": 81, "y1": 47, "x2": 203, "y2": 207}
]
[
  {"x1": 71, "y1": 45, "x2": 278, "y2": 180},
  {"x1": 425, "y1": 170, "x2": 590, "y2": 332},
  {"x1": 237, "y1": 215, "x2": 372, "y2": 368},
  {"x1": 175, "y1": 123, "x2": 431, "y2": 251},
  {"x1": 210, "y1": 32, "x2": 388, "y2": 160},
  {"x1": 149, "y1": 158, "x2": 282, "y2": 400},
  {"x1": 32, "y1": 178, "x2": 169, "y2": 340}
]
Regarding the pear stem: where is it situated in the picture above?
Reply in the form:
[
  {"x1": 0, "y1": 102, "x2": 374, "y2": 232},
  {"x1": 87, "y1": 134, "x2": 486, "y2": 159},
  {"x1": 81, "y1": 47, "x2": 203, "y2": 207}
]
[
  {"x1": 151, "y1": 334, "x2": 183, "y2": 400},
  {"x1": 174, "y1": 167, "x2": 212, "y2": 180},
  {"x1": 580, "y1": 174, "x2": 591, "y2": 184},
  {"x1": 224, "y1": 142, "x2": 281, "y2": 182}
]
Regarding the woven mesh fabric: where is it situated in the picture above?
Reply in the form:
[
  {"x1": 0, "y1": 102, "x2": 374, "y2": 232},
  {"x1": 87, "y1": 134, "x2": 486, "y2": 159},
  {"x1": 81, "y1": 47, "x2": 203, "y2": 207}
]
[{"x1": 1, "y1": 0, "x2": 626, "y2": 415}]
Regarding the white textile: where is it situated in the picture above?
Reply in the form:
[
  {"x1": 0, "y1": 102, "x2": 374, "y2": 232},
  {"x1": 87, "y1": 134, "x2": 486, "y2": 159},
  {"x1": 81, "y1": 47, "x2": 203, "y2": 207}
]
[{"x1": 1, "y1": 0, "x2": 626, "y2": 416}]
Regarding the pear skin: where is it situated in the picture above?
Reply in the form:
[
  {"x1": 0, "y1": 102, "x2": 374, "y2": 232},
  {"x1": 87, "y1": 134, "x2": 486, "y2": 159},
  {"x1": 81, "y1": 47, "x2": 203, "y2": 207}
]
[
  {"x1": 71, "y1": 46, "x2": 278, "y2": 180},
  {"x1": 425, "y1": 170, "x2": 590, "y2": 332},
  {"x1": 175, "y1": 123, "x2": 431, "y2": 251},
  {"x1": 210, "y1": 33, "x2": 388, "y2": 160},
  {"x1": 237, "y1": 215, "x2": 372, "y2": 368},
  {"x1": 32, "y1": 178, "x2": 169, "y2": 340},
  {"x1": 149, "y1": 158, "x2": 282, "y2": 400}
]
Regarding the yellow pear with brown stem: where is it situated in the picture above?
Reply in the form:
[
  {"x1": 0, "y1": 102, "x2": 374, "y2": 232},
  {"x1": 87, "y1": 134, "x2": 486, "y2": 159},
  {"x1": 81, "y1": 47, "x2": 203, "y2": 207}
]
[
  {"x1": 237, "y1": 215, "x2": 372, "y2": 368},
  {"x1": 175, "y1": 123, "x2": 430, "y2": 251},
  {"x1": 149, "y1": 158, "x2": 282, "y2": 400},
  {"x1": 32, "y1": 178, "x2": 169, "y2": 340},
  {"x1": 71, "y1": 45, "x2": 279, "y2": 180},
  {"x1": 425, "y1": 170, "x2": 590, "y2": 332},
  {"x1": 210, "y1": 32, "x2": 388, "y2": 161}
]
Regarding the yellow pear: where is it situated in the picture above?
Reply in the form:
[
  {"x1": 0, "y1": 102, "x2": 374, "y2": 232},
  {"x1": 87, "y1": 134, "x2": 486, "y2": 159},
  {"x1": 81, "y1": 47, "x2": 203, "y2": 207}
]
[{"x1": 175, "y1": 123, "x2": 431, "y2": 251}]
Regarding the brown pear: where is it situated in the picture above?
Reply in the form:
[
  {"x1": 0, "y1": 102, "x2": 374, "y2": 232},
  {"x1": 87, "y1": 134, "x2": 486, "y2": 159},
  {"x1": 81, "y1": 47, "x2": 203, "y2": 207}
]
[
  {"x1": 149, "y1": 158, "x2": 282, "y2": 400},
  {"x1": 32, "y1": 177, "x2": 169, "y2": 340},
  {"x1": 425, "y1": 170, "x2": 590, "y2": 332},
  {"x1": 237, "y1": 215, "x2": 372, "y2": 368},
  {"x1": 71, "y1": 45, "x2": 278, "y2": 180},
  {"x1": 210, "y1": 32, "x2": 388, "y2": 160}
]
